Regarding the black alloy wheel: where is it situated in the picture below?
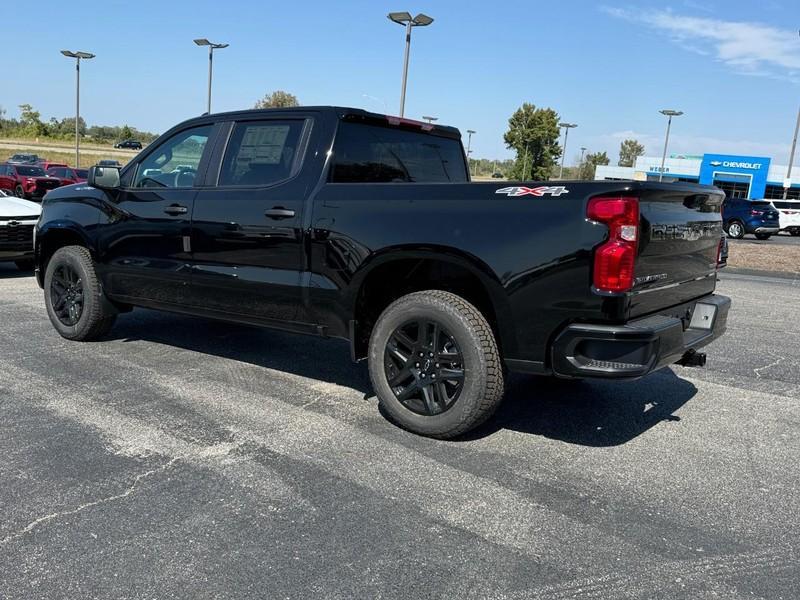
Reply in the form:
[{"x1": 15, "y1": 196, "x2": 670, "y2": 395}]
[
  {"x1": 49, "y1": 263, "x2": 84, "y2": 326},
  {"x1": 384, "y1": 319, "x2": 465, "y2": 416}
]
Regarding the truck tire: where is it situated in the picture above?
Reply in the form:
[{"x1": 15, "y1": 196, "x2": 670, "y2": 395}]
[
  {"x1": 726, "y1": 221, "x2": 745, "y2": 239},
  {"x1": 368, "y1": 290, "x2": 504, "y2": 439},
  {"x1": 44, "y1": 245, "x2": 116, "y2": 341},
  {"x1": 755, "y1": 233, "x2": 771, "y2": 240}
]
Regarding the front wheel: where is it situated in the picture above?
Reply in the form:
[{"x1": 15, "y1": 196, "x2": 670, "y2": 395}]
[
  {"x1": 44, "y1": 245, "x2": 116, "y2": 341},
  {"x1": 755, "y1": 233, "x2": 772, "y2": 240},
  {"x1": 14, "y1": 185, "x2": 25, "y2": 198},
  {"x1": 368, "y1": 290, "x2": 504, "y2": 439},
  {"x1": 790, "y1": 230, "x2": 800, "y2": 237}
]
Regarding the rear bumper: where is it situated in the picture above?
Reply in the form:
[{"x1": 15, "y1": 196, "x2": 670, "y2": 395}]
[
  {"x1": 753, "y1": 226, "x2": 780, "y2": 234},
  {"x1": 550, "y1": 294, "x2": 731, "y2": 379}
]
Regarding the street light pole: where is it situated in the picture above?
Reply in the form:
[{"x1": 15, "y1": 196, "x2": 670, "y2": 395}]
[
  {"x1": 558, "y1": 122, "x2": 577, "y2": 179},
  {"x1": 194, "y1": 38, "x2": 229, "y2": 114},
  {"x1": 658, "y1": 109, "x2": 683, "y2": 182},
  {"x1": 466, "y1": 129, "x2": 476, "y2": 176},
  {"x1": 783, "y1": 105, "x2": 800, "y2": 200},
  {"x1": 580, "y1": 147, "x2": 587, "y2": 163},
  {"x1": 60, "y1": 50, "x2": 94, "y2": 168},
  {"x1": 388, "y1": 12, "x2": 434, "y2": 117}
]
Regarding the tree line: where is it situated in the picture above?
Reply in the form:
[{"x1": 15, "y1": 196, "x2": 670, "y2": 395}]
[{"x1": 0, "y1": 104, "x2": 158, "y2": 144}]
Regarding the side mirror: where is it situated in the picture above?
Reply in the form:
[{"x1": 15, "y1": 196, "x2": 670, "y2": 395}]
[{"x1": 87, "y1": 165, "x2": 121, "y2": 189}]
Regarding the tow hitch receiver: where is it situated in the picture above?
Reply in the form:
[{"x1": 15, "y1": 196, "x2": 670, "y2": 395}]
[{"x1": 678, "y1": 349, "x2": 706, "y2": 367}]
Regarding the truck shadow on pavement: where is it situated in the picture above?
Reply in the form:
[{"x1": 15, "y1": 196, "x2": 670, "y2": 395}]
[
  {"x1": 471, "y1": 369, "x2": 697, "y2": 446},
  {"x1": 109, "y1": 309, "x2": 697, "y2": 448}
]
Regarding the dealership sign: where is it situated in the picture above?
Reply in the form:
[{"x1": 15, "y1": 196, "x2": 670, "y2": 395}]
[
  {"x1": 699, "y1": 154, "x2": 771, "y2": 199},
  {"x1": 707, "y1": 160, "x2": 763, "y2": 170}
]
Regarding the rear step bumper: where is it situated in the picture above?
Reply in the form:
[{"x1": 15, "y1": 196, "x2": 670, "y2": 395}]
[{"x1": 551, "y1": 294, "x2": 731, "y2": 379}]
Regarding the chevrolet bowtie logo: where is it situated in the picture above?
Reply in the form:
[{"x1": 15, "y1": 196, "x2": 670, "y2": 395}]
[
  {"x1": 8, "y1": 220, "x2": 20, "y2": 226},
  {"x1": 709, "y1": 161, "x2": 723, "y2": 166}
]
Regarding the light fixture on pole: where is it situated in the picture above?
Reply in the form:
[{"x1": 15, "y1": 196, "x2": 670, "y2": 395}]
[
  {"x1": 194, "y1": 38, "x2": 229, "y2": 114},
  {"x1": 422, "y1": 115, "x2": 438, "y2": 123},
  {"x1": 466, "y1": 129, "x2": 476, "y2": 176},
  {"x1": 658, "y1": 109, "x2": 683, "y2": 182},
  {"x1": 60, "y1": 50, "x2": 95, "y2": 168},
  {"x1": 558, "y1": 122, "x2": 577, "y2": 179},
  {"x1": 388, "y1": 12, "x2": 434, "y2": 117},
  {"x1": 783, "y1": 106, "x2": 799, "y2": 200}
]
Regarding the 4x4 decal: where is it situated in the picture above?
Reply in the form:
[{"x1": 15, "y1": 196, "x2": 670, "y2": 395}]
[{"x1": 495, "y1": 186, "x2": 569, "y2": 197}]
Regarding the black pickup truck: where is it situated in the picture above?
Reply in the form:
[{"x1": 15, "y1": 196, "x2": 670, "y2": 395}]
[{"x1": 34, "y1": 107, "x2": 730, "y2": 438}]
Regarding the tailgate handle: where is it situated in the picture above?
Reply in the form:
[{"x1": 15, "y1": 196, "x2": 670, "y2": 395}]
[{"x1": 264, "y1": 207, "x2": 295, "y2": 219}]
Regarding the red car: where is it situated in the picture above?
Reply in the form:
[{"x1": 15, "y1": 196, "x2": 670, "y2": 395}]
[
  {"x1": 46, "y1": 166, "x2": 89, "y2": 185},
  {"x1": 39, "y1": 161, "x2": 68, "y2": 171},
  {"x1": 0, "y1": 162, "x2": 62, "y2": 200}
]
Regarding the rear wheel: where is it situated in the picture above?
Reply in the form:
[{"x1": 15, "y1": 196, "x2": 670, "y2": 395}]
[
  {"x1": 726, "y1": 221, "x2": 745, "y2": 239},
  {"x1": 368, "y1": 290, "x2": 504, "y2": 439},
  {"x1": 790, "y1": 230, "x2": 800, "y2": 237},
  {"x1": 755, "y1": 233, "x2": 772, "y2": 240},
  {"x1": 44, "y1": 245, "x2": 116, "y2": 341}
]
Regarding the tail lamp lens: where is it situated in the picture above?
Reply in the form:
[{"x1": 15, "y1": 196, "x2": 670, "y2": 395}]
[{"x1": 587, "y1": 196, "x2": 639, "y2": 293}]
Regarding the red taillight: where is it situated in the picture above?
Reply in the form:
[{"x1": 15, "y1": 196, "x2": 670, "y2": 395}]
[
  {"x1": 587, "y1": 196, "x2": 639, "y2": 293},
  {"x1": 750, "y1": 209, "x2": 764, "y2": 216}
]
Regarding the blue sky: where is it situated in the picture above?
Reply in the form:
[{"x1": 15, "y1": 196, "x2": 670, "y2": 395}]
[{"x1": 3, "y1": 0, "x2": 799, "y2": 164}]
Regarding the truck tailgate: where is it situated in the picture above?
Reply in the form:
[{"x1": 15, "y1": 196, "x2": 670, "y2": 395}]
[{"x1": 629, "y1": 185, "x2": 725, "y2": 318}]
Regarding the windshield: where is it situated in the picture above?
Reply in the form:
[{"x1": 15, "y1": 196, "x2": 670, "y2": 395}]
[{"x1": 16, "y1": 166, "x2": 46, "y2": 176}]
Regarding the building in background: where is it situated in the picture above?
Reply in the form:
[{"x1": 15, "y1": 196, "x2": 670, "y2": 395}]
[{"x1": 595, "y1": 153, "x2": 800, "y2": 200}]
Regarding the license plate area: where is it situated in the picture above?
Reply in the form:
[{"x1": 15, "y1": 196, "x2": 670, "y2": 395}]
[{"x1": 689, "y1": 302, "x2": 716, "y2": 330}]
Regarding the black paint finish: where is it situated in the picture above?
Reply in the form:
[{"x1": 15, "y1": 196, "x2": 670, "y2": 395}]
[{"x1": 35, "y1": 107, "x2": 728, "y2": 370}]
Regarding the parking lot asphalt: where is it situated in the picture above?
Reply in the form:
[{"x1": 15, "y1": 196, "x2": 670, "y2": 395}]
[{"x1": 1, "y1": 265, "x2": 798, "y2": 599}]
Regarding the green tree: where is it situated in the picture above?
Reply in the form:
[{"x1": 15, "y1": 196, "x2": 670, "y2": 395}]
[
  {"x1": 618, "y1": 138, "x2": 645, "y2": 167},
  {"x1": 254, "y1": 90, "x2": 300, "y2": 109},
  {"x1": 18, "y1": 104, "x2": 48, "y2": 136},
  {"x1": 120, "y1": 125, "x2": 134, "y2": 140},
  {"x1": 576, "y1": 151, "x2": 610, "y2": 180},
  {"x1": 503, "y1": 102, "x2": 561, "y2": 180}
]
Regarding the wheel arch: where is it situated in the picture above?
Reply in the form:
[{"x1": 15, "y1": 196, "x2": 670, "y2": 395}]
[
  {"x1": 35, "y1": 222, "x2": 94, "y2": 287},
  {"x1": 346, "y1": 245, "x2": 516, "y2": 361}
]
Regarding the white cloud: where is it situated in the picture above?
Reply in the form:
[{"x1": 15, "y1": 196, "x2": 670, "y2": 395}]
[{"x1": 603, "y1": 7, "x2": 800, "y2": 81}]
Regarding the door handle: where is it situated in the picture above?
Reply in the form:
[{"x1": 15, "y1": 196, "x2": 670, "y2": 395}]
[
  {"x1": 264, "y1": 207, "x2": 296, "y2": 219},
  {"x1": 164, "y1": 204, "x2": 188, "y2": 216}
]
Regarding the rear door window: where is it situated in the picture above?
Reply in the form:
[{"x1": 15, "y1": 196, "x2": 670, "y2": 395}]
[
  {"x1": 218, "y1": 120, "x2": 306, "y2": 187},
  {"x1": 330, "y1": 121, "x2": 468, "y2": 183}
]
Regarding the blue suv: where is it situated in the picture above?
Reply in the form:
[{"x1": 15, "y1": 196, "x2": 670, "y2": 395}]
[{"x1": 722, "y1": 198, "x2": 780, "y2": 240}]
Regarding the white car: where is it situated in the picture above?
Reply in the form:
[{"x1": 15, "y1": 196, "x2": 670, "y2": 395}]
[
  {"x1": 772, "y1": 199, "x2": 800, "y2": 237},
  {"x1": 0, "y1": 190, "x2": 41, "y2": 271}
]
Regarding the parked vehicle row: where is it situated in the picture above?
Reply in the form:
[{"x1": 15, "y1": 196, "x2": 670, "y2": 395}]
[
  {"x1": 1, "y1": 153, "x2": 127, "y2": 199},
  {"x1": 721, "y1": 196, "x2": 800, "y2": 239},
  {"x1": 0, "y1": 189, "x2": 41, "y2": 271}
]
